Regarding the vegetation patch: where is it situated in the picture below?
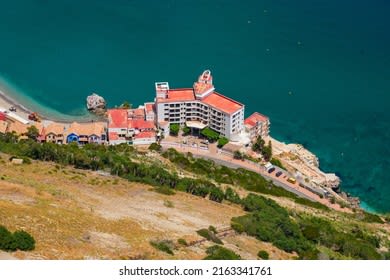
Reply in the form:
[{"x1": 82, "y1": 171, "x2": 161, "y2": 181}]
[
  {"x1": 270, "y1": 158, "x2": 286, "y2": 170},
  {"x1": 169, "y1": 124, "x2": 180, "y2": 136},
  {"x1": 204, "y1": 245, "x2": 241, "y2": 260},
  {"x1": 0, "y1": 225, "x2": 35, "y2": 252},
  {"x1": 217, "y1": 137, "x2": 229, "y2": 148},
  {"x1": 196, "y1": 228, "x2": 223, "y2": 244},
  {"x1": 150, "y1": 240, "x2": 175, "y2": 255},
  {"x1": 257, "y1": 250, "x2": 269, "y2": 260},
  {"x1": 231, "y1": 193, "x2": 384, "y2": 260},
  {"x1": 177, "y1": 238, "x2": 188, "y2": 246}
]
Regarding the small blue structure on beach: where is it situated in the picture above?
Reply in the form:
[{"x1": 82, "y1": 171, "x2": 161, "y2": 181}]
[{"x1": 66, "y1": 133, "x2": 79, "y2": 143}]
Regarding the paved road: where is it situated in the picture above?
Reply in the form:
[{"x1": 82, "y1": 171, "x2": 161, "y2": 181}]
[
  {"x1": 160, "y1": 142, "x2": 349, "y2": 212},
  {"x1": 190, "y1": 153, "x2": 317, "y2": 202}
]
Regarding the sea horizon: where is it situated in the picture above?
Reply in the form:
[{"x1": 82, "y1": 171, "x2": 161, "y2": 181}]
[{"x1": 0, "y1": 0, "x2": 389, "y2": 212}]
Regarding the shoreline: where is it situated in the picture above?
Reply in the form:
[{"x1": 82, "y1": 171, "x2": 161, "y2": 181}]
[
  {"x1": 0, "y1": 86, "x2": 381, "y2": 214},
  {"x1": 0, "y1": 88, "x2": 100, "y2": 124}
]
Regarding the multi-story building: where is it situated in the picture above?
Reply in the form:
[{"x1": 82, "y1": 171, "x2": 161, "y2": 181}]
[
  {"x1": 155, "y1": 70, "x2": 245, "y2": 140},
  {"x1": 244, "y1": 112, "x2": 270, "y2": 139},
  {"x1": 107, "y1": 107, "x2": 156, "y2": 145}
]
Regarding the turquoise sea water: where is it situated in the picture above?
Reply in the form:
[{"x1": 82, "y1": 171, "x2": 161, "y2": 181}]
[{"x1": 0, "y1": 0, "x2": 389, "y2": 212}]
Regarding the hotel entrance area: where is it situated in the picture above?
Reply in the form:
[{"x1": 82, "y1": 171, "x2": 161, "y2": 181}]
[{"x1": 185, "y1": 121, "x2": 207, "y2": 137}]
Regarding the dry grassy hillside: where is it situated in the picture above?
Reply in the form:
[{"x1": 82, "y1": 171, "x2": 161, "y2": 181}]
[{"x1": 0, "y1": 154, "x2": 294, "y2": 260}]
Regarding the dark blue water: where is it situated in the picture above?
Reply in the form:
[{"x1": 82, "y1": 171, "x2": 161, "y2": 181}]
[{"x1": 0, "y1": 0, "x2": 389, "y2": 212}]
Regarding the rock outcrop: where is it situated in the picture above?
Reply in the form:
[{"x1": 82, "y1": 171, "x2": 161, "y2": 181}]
[{"x1": 86, "y1": 93, "x2": 106, "y2": 115}]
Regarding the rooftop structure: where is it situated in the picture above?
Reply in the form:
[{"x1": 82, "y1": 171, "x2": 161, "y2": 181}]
[
  {"x1": 244, "y1": 112, "x2": 270, "y2": 139},
  {"x1": 107, "y1": 107, "x2": 156, "y2": 145},
  {"x1": 155, "y1": 70, "x2": 245, "y2": 139}
]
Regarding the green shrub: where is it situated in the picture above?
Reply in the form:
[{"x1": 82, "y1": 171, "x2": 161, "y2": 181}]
[
  {"x1": 197, "y1": 228, "x2": 223, "y2": 244},
  {"x1": 200, "y1": 127, "x2": 219, "y2": 142},
  {"x1": 270, "y1": 158, "x2": 286, "y2": 170},
  {"x1": 148, "y1": 143, "x2": 162, "y2": 152},
  {"x1": 0, "y1": 225, "x2": 12, "y2": 250},
  {"x1": 182, "y1": 126, "x2": 191, "y2": 135},
  {"x1": 12, "y1": 230, "x2": 35, "y2": 251},
  {"x1": 204, "y1": 245, "x2": 241, "y2": 260},
  {"x1": 150, "y1": 240, "x2": 175, "y2": 255},
  {"x1": 208, "y1": 186, "x2": 224, "y2": 203},
  {"x1": 0, "y1": 226, "x2": 35, "y2": 252},
  {"x1": 208, "y1": 225, "x2": 217, "y2": 234},
  {"x1": 232, "y1": 194, "x2": 313, "y2": 257},
  {"x1": 224, "y1": 187, "x2": 241, "y2": 204},
  {"x1": 155, "y1": 186, "x2": 175, "y2": 195},
  {"x1": 257, "y1": 250, "x2": 269, "y2": 260},
  {"x1": 169, "y1": 124, "x2": 180, "y2": 136},
  {"x1": 177, "y1": 238, "x2": 188, "y2": 246},
  {"x1": 217, "y1": 137, "x2": 228, "y2": 148}
]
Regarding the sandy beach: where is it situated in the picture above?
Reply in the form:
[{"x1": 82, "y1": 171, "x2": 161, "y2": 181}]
[
  {"x1": 0, "y1": 88, "x2": 101, "y2": 124},
  {"x1": 0, "y1": 89, "x2": 33, "y2": 121}
]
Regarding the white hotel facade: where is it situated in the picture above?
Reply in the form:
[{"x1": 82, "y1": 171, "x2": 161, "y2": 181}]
[{"x1": 155, "y1": 70, "x2": 245, "y2": 140}]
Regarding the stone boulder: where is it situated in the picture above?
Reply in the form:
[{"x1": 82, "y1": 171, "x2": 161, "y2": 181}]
[{"x1": 86, "y1": 93, "x2": 106, "y2": 115}]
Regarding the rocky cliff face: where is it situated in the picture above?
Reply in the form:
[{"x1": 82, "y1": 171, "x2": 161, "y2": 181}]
[{"x1": 86, "y1": 93, "x2": 106, "y2": 115}]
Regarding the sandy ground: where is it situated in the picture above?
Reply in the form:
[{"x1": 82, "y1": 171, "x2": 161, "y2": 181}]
[
  {"x1": 0, "y1": 252, "x2": 18, "y2": 260},
  {"x1": 0, "y1": 89, "x2": 32, "y2": 120},
  {"x1": 2, "y1": 159, "x2": 294, "y2": 259}
]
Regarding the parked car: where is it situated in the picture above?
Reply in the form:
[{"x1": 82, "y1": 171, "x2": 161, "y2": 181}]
[
  {"x1": 287, "y1": 177, "x2": 297, "y2": 184},
  {"x1": 276, "y1": 171, "x2": 283, "y2": 177},
  {"x1": 267, "y1": 167, "x2": 275, "y2": 173}
]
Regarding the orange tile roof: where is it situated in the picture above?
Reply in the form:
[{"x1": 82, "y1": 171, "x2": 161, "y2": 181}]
[
  {"x1": 45, "y1": 122, "x2": 65, "y2": 135},
  {"x1": 7, "y1": 121, "x2": 29, "y2": 135},
  {"x1": 67, "y1": 122, "x2": 106, "y2": 136},
  {"x1": 128, "y1": 109, "x2": 145, "y2": 118},
  {"x1": 244, "y1": 112, "x2": 269, "y2": 127},
  {"x1": 107, "y1": 109, "x2": 128, "y2": 128},
  {"x1": 202, "y1": 92, "x2": 243, "y2": 114},
  {"x1": 109, "y1": 132, "x2": 120, "y2": 140},
  {"x1": 128, "y1": 119, "x2": 155, "y2": 130},
  {"x1": 145, "y1": 103, "x2": 154, "y2": 113},
  {"x1": 157, "y1": 88, "x2": 195, "y2": 103},
  {"x1": 134, "y1": 131, "x2": 156, "y2": 139}
]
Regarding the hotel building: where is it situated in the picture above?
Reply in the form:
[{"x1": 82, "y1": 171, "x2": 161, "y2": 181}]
[{"x1": 155, "y1": 70, "x2": 245, "y2": 140}]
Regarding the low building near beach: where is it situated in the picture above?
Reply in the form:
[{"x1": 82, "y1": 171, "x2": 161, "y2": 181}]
[
  {"x1": 107, "y1": 108, "x2": 157, "y2": 145},
  {"x1": 44, "y1": 123, "x2": 66, "y2": 144},
  {"x1": 244, "y1": 112, "x2": 270, "y2": 139},
  {"x1": 0, "y1": 120, "x2": 8, "y2": 134},
  {"x1": 65, "y1": 122, "x2": 107, "y2": 144}
]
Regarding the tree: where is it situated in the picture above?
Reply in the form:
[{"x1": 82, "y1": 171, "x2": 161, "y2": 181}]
[
  {"x1": 204, "y1": 245, "x2": 241, "y2": 260},
  {"x1": 262, "y1": 145, "x2": 272, "y2": 161},
  {"x1": 169, "y1": 124, "x2": 180, "y2": 136},
  {"x1": 217, "y1": 137, "x2": 228, "y2": 148},
  {"x1": 148, "y1": 143, "x2": 162, "y2": 152},
  {"x1": 182, "y1": 126, "x2": 190, "y2": 136},
  {"x1": 12, "y1": 230, "x2": 35, "y2": 251},
  {"x1": 258, "y1": 250, "x2": 269, "y2": 260},
  {"x1": 252, "y1": 135, "x2": 265, "y2": 152},
  {"x1": 233, "y1": 150, "x2": 243, "y2": 160},
  {"x1": 120, "y1": 101, "x2": 132, "y2": 109},
  {"x1": 200, "y1": 127, "x2": 219, "y2": 142},
  {"x1": 26, "y1": 126, "x2": 40, "y2": 141},
  {"x1": 0, "y1": 225, "x2": 12, "y2": 250}
]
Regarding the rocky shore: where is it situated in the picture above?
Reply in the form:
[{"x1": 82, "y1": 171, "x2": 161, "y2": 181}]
[{"x1": 267, "y1": 136, "x2": 360, "y2": 208}]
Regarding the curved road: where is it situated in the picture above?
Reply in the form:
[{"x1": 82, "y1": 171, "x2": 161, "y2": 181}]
[{"x1": 160, "y1": 142, "x2": 348, "y2": 212}]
